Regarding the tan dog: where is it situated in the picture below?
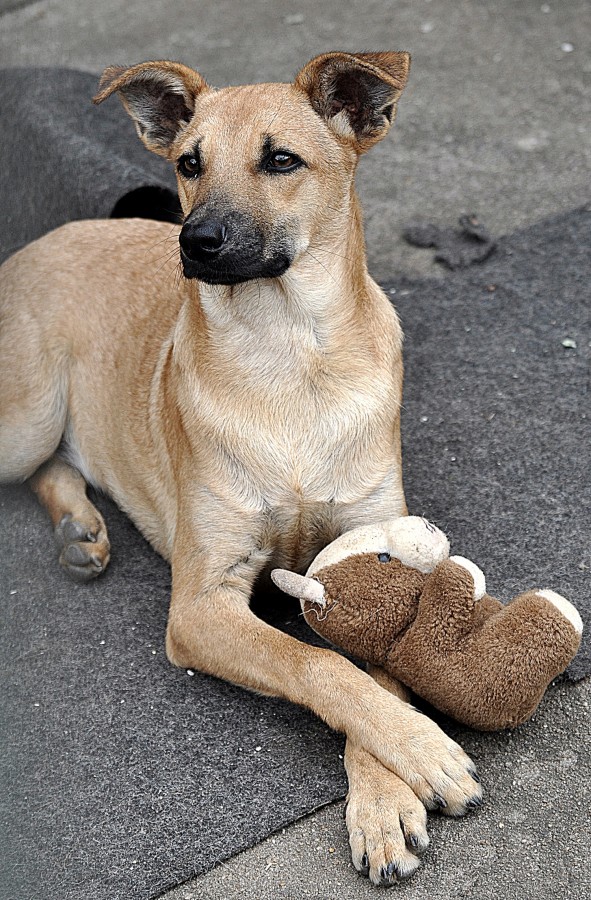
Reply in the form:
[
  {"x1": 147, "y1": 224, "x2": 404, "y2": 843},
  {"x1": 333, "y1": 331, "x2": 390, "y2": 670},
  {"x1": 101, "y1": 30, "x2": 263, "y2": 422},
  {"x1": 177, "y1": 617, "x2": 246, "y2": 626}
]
[{"x1": 0, "y1": 53, "x2": 482, "y2": 885}]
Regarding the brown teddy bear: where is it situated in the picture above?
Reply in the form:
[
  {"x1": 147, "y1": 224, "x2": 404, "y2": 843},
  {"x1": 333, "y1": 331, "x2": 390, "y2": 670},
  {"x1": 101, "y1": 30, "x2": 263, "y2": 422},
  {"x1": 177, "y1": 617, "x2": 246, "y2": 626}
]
[{"x1": 271, "y1": 517, "x2": 583, "y2": 730}]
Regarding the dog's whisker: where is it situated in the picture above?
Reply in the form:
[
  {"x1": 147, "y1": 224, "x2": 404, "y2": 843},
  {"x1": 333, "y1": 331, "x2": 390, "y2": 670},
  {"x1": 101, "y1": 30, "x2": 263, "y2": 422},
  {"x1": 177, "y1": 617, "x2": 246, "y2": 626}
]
[
  {"x1": 304, "y1": 248, "x2": 343, "y2": 289},
  {"x1": 173, "y1": 262, "x2": 184, "y2": 288},
  {"x1": 147, "y1": 225, "x2": 181, "y2": 252},
  {"x1": 152, "y1": 245, "x2": 179, "y2": 263},
  {"x1": 309, "y1": 246, "x2": 353, "y2": 263},
  {"x1": 152, "y1": 247, "x2": 182, "y2": 277}
]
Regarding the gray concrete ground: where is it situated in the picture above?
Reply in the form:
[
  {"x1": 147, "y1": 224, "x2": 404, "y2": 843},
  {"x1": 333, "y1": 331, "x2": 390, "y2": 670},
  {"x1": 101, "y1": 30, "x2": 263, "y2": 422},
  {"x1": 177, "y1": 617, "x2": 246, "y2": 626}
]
[
  {"x1": 165, "y1": 680, "x2": 591, "y2": 900},
  {"x1": 1, "y1": 0, "x2": 589, "y2": 897}
]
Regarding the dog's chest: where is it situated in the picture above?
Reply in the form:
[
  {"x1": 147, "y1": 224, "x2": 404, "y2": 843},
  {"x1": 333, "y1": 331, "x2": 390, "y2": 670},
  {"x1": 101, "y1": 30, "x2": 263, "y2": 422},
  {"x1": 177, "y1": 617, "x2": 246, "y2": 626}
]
[{"x1": 189, "y1": 366, "x2": 396, "y2": 510}]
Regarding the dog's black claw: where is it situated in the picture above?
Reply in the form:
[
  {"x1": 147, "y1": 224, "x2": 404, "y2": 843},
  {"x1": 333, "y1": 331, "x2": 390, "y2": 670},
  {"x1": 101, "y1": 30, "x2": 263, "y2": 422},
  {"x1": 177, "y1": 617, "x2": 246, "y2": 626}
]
[
  {"x1": 380, "y1": 862, "x2": 400, "y2": 885},
  {"x1": 433, "y1": 793, "x2": 447, "y2": 809},
  {"x1": 470, "y1": 769, "x2": 481, "y2": 783},
  {"x1": 360, "y1": 853, "x2": 369, "y2": 873},
  {"x1": 466, "y1": 796, "x2": 483, "y2": 810},
  {"x1": 400, "y1": 814, "x2": 428, "y2": 855}
]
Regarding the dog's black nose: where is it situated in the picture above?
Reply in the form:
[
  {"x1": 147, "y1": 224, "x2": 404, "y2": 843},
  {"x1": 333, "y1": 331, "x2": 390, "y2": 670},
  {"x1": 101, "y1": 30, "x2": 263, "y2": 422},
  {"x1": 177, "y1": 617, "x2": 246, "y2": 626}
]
[{"x1": 179, "y1": 219, "x2": 228, "y2": 260}]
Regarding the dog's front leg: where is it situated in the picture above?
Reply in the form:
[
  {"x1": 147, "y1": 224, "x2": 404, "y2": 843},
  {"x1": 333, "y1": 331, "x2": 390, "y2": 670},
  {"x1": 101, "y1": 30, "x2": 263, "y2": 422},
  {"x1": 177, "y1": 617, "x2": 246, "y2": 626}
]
[
  {"x1": 166, "y1": 522, "x2": 482, "y2": 822},
  {"x1": 344, "y1": 667, "x2": 443, "y2": 886}
]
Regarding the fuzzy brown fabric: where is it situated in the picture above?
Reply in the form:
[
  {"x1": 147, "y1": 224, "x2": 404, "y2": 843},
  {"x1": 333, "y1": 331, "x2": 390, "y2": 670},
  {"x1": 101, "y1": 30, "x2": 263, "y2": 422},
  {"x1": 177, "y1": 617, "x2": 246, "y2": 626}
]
[
  {"x1": 304, "y1": 556, "x2": 581, "y2": 731},
  {"x1": 304, "y1": 554, "x2": 425, "y2": 665},
  {"x1": 390, "y1": 562, "x2": 580, "y2": 729}
]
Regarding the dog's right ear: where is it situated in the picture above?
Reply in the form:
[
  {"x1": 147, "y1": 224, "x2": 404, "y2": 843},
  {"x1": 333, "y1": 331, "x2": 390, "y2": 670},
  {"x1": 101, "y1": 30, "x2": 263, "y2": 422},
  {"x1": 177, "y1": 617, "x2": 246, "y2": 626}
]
[{"x1": 93, "y1": 61, "x2": 208, "y2": 158}]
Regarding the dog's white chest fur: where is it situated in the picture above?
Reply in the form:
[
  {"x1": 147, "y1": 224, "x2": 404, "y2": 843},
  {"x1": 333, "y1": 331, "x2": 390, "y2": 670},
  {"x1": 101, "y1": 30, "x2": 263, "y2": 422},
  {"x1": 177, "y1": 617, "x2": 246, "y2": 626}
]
[
  {"x1": 194, "y1": 375, "x2": 388, "y2": 507},
  {"x1": 173, "y1": 280, "x2": 399, "y2": 514}
]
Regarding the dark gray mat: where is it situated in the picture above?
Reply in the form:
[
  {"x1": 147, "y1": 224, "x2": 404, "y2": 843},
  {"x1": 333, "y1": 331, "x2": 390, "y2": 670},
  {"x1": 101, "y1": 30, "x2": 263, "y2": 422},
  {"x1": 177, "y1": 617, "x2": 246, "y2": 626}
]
[
  {"x1": 1, "y1": 67, "x2": 589, "y2": 900},
  {"x1": 0, "y1": 67, "x2": 178, "y2": 264},
  {"x1": 391, "y1": 203, "x2": 590, "y2": 681},
  {"x1": 0, "y1": 486, "x2": 345, "y2": 900}
]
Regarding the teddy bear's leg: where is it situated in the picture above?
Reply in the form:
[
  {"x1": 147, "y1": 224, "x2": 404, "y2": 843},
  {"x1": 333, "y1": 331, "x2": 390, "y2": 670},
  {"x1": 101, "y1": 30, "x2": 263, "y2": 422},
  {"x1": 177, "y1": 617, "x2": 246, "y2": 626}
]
[
  {"x1": 465, "y1": 588, "x2": 583, "y2": 729},
  {"x1": 344, "y1": 667, "x2": 430, "y2": 885}
]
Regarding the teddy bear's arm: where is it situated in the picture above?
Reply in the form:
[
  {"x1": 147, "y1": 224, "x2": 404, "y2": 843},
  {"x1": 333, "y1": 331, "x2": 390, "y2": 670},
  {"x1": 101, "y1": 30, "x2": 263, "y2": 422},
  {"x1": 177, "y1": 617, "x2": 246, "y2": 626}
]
[{"x1": 413, "y1": 558, "x2": 484, "y2": 650}]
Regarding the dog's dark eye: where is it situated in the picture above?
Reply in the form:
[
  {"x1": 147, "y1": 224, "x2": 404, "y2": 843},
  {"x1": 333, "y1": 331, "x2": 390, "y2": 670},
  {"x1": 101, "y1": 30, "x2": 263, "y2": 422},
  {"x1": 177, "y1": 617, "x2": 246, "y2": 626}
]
[
  {"x1": 178, "y1": 154, "x2": 201, "y2": 178},
  {"x1": 265, "y1": 150, "x2": 303, "y2": 174},
  {"x1": 378, "y1": 552, "x2": 391, "y2": 563}
]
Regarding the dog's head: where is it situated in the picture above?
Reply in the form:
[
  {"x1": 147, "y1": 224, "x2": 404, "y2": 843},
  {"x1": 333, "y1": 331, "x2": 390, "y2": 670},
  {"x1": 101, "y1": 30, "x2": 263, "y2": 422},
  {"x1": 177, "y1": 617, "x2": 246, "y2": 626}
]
[{"x1": 94, "y1": 53, "x2": 410, "y2": 285}]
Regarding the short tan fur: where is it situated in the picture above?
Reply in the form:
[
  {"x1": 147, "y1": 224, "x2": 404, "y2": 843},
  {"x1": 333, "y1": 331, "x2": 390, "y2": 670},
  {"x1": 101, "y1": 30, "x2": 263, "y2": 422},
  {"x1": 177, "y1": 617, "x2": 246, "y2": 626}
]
[{"x1": 0, "y1": 53, "x2": 481, "y2": 885}]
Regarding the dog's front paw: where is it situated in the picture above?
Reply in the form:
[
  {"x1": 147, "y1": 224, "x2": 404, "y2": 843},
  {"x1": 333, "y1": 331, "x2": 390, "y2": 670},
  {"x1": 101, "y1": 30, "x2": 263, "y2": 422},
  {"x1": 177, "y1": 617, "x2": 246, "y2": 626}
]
[
  {"x1": 346, "y1": 743, "x2": 429, "y2": 886},
  {"x1": 358, "y1": 692, "x2": 483, "y2": 816},
  {"x1": 400, "y1": 718, "x2": 483, "y2": 816}
]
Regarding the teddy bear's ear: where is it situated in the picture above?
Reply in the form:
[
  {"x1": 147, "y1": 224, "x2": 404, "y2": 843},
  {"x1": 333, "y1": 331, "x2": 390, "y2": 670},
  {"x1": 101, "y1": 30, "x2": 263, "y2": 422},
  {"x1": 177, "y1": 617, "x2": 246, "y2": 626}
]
[{"x1": 271, "y1": 570, "x2": 326, "y2": 606}]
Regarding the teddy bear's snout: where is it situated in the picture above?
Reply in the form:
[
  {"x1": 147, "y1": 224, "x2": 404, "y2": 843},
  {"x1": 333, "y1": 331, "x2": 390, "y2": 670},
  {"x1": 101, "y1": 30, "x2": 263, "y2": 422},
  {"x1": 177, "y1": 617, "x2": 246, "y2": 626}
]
[{"x1": 383, "y1": 516, "x2": 450, "y2": 574}]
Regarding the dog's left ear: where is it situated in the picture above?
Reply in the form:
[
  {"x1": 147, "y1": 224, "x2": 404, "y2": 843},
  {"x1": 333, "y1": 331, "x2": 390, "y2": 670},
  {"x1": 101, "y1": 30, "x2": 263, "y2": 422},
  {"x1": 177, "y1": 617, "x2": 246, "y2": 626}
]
[
  {"x1": 93, "y1": 61, "x2": 208, "y2": 157},
  {"x1": 295, "y1": 51, "x2": 410, "y2": 152}
]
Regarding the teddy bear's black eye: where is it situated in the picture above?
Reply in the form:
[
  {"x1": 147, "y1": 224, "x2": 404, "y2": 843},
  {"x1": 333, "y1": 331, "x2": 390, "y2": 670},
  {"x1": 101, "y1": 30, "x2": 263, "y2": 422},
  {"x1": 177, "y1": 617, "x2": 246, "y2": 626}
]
[{"x1": 378, "y1": 552, "x2": 391, "y2": 563}]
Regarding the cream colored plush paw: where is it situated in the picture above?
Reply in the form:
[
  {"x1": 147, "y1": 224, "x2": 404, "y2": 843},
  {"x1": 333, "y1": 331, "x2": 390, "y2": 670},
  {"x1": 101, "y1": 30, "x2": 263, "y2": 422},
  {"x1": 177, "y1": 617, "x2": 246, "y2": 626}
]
[{"x1": 537, "y1": 589, "x2": 583, "y2": 635}]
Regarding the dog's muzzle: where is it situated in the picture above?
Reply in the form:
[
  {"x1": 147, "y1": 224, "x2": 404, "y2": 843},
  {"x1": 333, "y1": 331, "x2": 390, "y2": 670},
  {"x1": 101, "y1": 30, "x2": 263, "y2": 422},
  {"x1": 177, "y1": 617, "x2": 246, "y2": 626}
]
[{"x1": 179, "y1": 212, "x2": 293, "y2": 285}]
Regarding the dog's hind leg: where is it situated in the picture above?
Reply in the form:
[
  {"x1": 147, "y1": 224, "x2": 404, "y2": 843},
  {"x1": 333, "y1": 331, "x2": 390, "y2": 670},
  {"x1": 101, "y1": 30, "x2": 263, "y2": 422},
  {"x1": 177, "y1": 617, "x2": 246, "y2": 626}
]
[
  {"x1": 0, "y1": 359, "x2": 109, "y2": 580},
  {"x1": 29, "y1": 456, "x2": 110, "y2": 582},
  {"x1": 0, "y1": 251, "x2": 69, "y2": 483},
  {"x1": 0, "y1": 261, "x2": 110, "y2": 580}
]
